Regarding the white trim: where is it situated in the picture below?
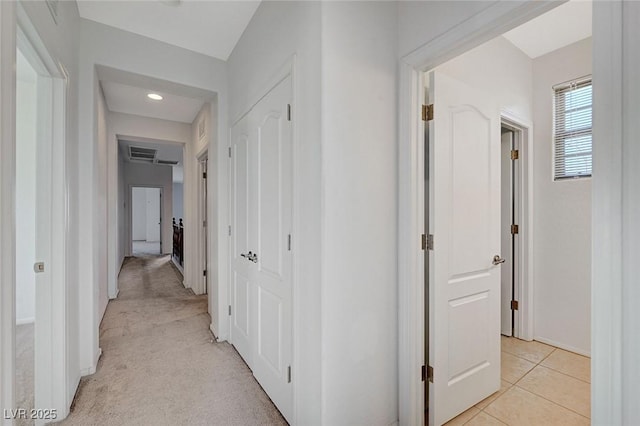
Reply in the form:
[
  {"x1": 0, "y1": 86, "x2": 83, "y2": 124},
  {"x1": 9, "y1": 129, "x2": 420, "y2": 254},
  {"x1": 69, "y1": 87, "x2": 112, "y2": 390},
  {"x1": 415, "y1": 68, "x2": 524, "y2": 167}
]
[
  {"x1": 171, "y1": 256, "x2": 184, "y2": 276},
  {"x1": 500, "y1": 112, "x2": 534, "y2": 341},
  {"x1": 397, "y1": 2, "x2": 562, "y2": 424},
  {"x1": 591, "y1": 1, "x2": 623, "y2": 423},
  {"x1": 128, "y1": 185, "x2": 164, "y2": 256},
  {"x1": 209, "y1": 323, "x2": 218, "y2": 341},
  {"x1": 0, "y1": 2, "x2": 17, "y2": 421},
  {"x1": 227, "y1": 56, "x2": 298, "y2": 423},
  {"x1": 15, "y1": 318, "x2": 35, "y2": 326},
  {"x1": 534, "y1": 336, "x2": 590, "y2": 358},
  {"x1": 79, "y1": 348, "x2": 101, "y2": 377},
  {"x1": 195, "y1": 150, "x2": 208, "y2": 296},
  {"x1": 15, "y1": 4, "x2": 69, "y2": 422}
]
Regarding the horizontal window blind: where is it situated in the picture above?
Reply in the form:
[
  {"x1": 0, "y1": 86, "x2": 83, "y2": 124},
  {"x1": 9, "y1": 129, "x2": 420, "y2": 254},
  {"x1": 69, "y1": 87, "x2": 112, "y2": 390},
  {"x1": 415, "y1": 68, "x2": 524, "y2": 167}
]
[{"x1": 554, "y1": 77, "x2": 592, "y2": 180}]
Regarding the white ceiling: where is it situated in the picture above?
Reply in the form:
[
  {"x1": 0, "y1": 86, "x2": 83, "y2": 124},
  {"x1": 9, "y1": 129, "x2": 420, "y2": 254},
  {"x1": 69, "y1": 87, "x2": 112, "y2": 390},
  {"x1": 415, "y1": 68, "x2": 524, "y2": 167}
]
[
  {"x1": 119, "y1": 139, "x2": 184, "y2": 182},
  {"x1": 101, "y1": 80, "x2": 205, "y2": 123},
  {"x1": 77, "y1": 0, "x2": 261, "y2": 60},
  {"x1": 503, "y1": 0, "x2": 592, "y2": 59}
]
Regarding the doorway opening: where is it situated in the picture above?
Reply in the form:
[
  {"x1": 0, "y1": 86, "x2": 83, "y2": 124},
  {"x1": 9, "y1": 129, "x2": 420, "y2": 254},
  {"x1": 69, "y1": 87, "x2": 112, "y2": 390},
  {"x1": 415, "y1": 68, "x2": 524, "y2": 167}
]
[
  {"x1": 499, "y1": 117, "x2": 532, "y2": 340},
  {"x1": 8, "y1": 9, "x2": 70, "y2": 420},
  {"x1": 131, "y1": 186, "x2": 163, "y2": 256},
  {"x1": 407, "y1": 2, "x2": 593, "y2": 425},
  {"x1": 197, "y1": 153, "x2": 208, "y2": 294}
]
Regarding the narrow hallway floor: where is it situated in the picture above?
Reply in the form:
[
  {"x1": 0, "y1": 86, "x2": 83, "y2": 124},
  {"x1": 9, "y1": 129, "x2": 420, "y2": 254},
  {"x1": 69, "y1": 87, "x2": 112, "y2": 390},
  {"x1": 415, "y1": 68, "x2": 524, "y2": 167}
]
[
  {"x1": 445, "y1": 337, "x2": 591, "y2": 425},
  {"x1": 60, "y1": 255, "x2": 286, "y2": 426}
]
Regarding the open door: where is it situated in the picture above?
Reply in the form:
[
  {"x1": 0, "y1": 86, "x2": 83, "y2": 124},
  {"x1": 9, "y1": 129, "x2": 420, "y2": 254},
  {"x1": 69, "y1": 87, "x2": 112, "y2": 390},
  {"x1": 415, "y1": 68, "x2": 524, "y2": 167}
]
[
  {"x1": 500, "y1": 130, "x2": 514, "y2": 336},
  {"x1": 428, "y1": 70, "x2": 501, "y2": 425}
]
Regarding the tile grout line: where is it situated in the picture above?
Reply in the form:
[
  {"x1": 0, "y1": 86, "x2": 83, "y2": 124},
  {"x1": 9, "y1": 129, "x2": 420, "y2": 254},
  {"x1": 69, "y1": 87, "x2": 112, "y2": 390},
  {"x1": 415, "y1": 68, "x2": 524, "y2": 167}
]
[
  {"x1": 511, "y1": 383, "x2": 591, "y2": 421},
  {"x1": 506, "y1": 344, "x2": 591, "y2": 421}
]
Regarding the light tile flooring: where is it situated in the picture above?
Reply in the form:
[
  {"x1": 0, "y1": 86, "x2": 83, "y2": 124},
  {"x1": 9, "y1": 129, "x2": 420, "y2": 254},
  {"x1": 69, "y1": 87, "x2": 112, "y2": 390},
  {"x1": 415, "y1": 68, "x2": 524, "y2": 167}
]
[{"x1": 445, "y1": 336, "x2": 591, "y2": 426}]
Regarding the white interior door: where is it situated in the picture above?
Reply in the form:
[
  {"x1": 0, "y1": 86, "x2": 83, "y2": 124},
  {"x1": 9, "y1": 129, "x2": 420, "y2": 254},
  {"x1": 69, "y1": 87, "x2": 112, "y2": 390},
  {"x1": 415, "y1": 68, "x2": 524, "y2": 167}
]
[
  {"x1": 202, "y1": 158, "x2": 208, "y2": 294},
  {"x1": 229, "y1": 76, "x2": 293, "y2": 423},
  {"x1": 428, "y1": 70, "x2": 501, "y2": 425},
  {"x1": 500, "y1": 131, "x2": 513, "y2": 336},
  {"x1": 250, "y1": 77, "x2": 293, "y2": 422},
  {"x1": 146, "y1": 188, "x2": 161, "y2": 243},
  {"x1": 230, "y1": 114, "x2": 254, "y2": 366}
]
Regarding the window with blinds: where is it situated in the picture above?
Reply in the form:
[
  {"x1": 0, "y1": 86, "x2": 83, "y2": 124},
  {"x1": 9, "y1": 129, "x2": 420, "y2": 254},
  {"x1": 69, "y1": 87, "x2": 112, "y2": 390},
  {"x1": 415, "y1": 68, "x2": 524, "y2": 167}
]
[{"x1": 553, "y1": 77, "x2": 592, "y2": 180}]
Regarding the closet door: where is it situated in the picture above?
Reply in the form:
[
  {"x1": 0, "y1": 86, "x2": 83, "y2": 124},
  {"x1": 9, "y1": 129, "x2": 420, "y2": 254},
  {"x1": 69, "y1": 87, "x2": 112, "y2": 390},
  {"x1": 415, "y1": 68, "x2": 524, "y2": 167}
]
[
  {"x1": 229, "y1": 75, "x2": 294, "y2": 423},
  {"x1": 250, "y1": 76, "x2": 293, "y2": 422}
]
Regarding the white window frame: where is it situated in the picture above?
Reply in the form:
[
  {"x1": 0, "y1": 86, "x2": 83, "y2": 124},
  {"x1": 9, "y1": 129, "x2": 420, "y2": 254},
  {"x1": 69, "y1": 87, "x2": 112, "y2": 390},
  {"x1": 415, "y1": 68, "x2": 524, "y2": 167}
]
[{"x1": 553, "y1": 76, "x2": 593, "y2": 180}]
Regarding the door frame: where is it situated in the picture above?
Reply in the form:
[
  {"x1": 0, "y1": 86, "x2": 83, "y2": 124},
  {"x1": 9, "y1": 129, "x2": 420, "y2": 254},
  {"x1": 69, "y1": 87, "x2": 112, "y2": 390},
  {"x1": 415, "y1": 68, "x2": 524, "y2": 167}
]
[
  {"x1": 227, "y1": 57, "x2": 297, "y2": 421},
  {"x1": 196, "y1": 148, "x2": 208, "y2": 296},
  {"x1": 397, "y1": 2, "x2": 559, "y2": 424},
  {"x1": 0, "y1": 1, "x2": 70, "y2": 420},
  {"x1": 128, "y1": 185, "x2": 164, "y2": 256},
  {"x1": 500, "y1": 113, "x2": 534, "y2": 341}
]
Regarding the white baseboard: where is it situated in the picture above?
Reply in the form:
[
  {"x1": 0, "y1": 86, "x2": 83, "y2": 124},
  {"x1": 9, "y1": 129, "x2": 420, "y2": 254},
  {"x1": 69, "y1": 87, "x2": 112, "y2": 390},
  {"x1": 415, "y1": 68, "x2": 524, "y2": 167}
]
[
  {"x1": 171, "y1": 257, "x2": 184, "y2": 275},
  {"x1": 209, "y1": 323, "x2": 219, "y2": 341},
  {"x1": 80, "y1": 348, "x2": 103, "y2": 376},
  {"x1": 108, "y1": 289, "x2": 119, "y2": 300},
  {"x1": 534, "y1": 336, "x2": 591, "y2": 357},
  {"x1": 16, "y1": 317, "x2": 35, "y2": 325}
]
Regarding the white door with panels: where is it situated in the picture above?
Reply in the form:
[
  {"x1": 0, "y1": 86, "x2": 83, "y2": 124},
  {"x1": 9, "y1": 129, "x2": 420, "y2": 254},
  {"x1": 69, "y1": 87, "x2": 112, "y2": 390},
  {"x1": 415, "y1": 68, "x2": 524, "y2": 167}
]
[
  {"x1": 428, "y1": 70, "x2": 501, "y2": 425},
  {"x1": 230, "y1": 76, "x2": 293, "y2": 423}
]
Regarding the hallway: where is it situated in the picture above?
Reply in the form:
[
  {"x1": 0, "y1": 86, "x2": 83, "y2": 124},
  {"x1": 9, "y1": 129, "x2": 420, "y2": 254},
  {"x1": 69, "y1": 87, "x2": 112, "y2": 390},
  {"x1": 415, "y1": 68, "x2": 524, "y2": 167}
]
[{"x1": 61, "y1": 255, "x2": 286, "y2": 425}]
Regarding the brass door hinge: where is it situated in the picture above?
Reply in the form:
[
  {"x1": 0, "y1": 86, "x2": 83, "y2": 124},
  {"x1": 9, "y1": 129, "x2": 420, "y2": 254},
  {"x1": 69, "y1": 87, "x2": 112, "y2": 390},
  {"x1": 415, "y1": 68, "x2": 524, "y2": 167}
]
[
  {"x1": 511, "y1": 224, "x2": 519, "y2": 235},
  {"x1": 511, "y1": 150, "x2": 519, "y2": 160},
  {"x1": 427, "y1": 365, "x2": 434, "y2": 383},
  {"x1": 422, "y1": 104, "x2": 434, "y2": 121},
  {"x1": 422, "y1": 234, "x2": 434, "y2": 251},
  {"x1": 511, "y1": 300, "x2": 519, "y2": 310}
]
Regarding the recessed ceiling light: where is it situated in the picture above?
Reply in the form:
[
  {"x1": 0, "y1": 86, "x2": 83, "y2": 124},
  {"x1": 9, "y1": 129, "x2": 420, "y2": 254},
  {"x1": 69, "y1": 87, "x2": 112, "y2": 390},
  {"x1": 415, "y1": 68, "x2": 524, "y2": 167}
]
[{"x1": 147, "y1": 93, "x2": 163, "y2": 101}]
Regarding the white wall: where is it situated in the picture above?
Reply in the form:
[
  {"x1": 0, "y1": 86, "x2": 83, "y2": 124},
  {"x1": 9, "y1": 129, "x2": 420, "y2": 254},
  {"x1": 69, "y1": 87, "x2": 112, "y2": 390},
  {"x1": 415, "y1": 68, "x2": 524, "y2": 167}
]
[
  {"x1": 227, "y1": 1, "x2": 321, "y2": 422},
  {"x1": 144, "y1": 188, "x2": 161, "y2": 242},
  {"x1": 532, "y1": 38, "x2": 592, "y2": 355},
  {"x1": 117, "y1": 146, "x2": 126, "y2": 273},
  {"x1": 123, "y1": 162, "x2": 173, "y2": 256},
  {"x1": 131, "y1": 187, "x2": 147, "y2": 241},
  {"x1": 19, "y1": 0, "x2": 82, "y2": 408},
  {"x1": 15, "y1": 54, "x2": 37, "y2": 325},
  {"x1": 78, "y1": 20, "x2": 228, "y2": 375},
  {"x1": 320, "y1": 3, "x2": 398, "y2": 424},
  {"x1": 398, "y1": 1, "x2": 496, "y2": 58},
  {"x1": 438, "y1": 36, "x2": 533, "y2": 122},
  {"x1": 110, "y1": 112, "x2": 190, "y2": 295},
  {"x1": 190, "y1": 102, "x2": 210, "y2": 299},
  {"x1": 172, "y1": 182, "x2": 183, "y2": 220},
  {"x1": 96, "y1": 81, "x2": 109, "y2": 324}
]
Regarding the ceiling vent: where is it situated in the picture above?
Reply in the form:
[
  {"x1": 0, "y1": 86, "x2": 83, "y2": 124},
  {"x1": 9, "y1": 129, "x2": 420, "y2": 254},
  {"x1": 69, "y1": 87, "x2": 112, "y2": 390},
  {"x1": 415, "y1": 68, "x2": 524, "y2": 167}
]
[
  {"x1": 129, "y1": 146, "x2": 157, "y2": 163},
  {"x1": 156, "y1": 159, "x2": 180, "y2": 166}
]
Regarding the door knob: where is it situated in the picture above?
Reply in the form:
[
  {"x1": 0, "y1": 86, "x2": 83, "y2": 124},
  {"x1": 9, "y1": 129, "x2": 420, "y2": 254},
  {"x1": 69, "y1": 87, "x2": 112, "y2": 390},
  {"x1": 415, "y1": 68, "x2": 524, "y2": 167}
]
[{"x1": 492, "y1": 255, "x2": 505, "y2": 265}]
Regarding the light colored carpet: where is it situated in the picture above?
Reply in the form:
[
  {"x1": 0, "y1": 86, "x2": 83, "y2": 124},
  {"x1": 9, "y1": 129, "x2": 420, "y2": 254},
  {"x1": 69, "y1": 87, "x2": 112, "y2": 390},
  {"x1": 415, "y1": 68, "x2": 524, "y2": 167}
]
[
  {"x1": 16, "y1": 323, "x2": 34, "y2": 426},
  {"x1": 59, "y1": 255, "x2": 286, "y2": 426},
  {"x1": 132, "y1": 241, "x2": 161, "y2": 256}
]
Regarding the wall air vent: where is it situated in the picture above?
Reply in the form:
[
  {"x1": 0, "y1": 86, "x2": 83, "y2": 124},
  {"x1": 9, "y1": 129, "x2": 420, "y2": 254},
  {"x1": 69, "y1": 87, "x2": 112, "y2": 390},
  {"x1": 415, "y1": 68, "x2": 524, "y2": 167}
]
[
  {"x1": 129, "y1": 146, "x2": 157, "y2": 163},
  {"x1": 156, "y1": 159, "x2": 180, "y2": 166}
]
